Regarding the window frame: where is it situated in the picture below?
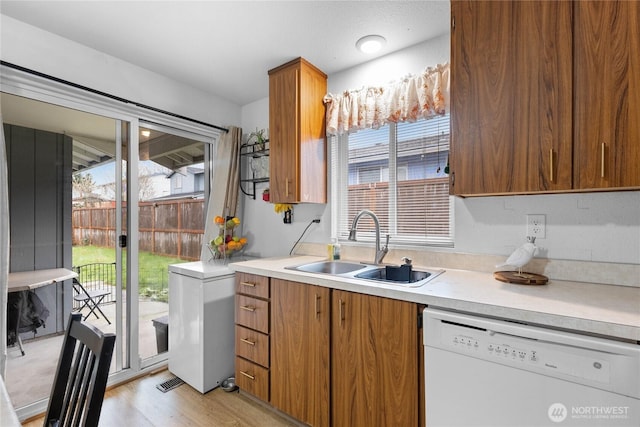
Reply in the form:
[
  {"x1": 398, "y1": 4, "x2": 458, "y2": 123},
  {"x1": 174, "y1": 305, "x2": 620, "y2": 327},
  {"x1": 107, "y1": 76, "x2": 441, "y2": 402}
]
[{"x1": 330, "y1": 118, "x2": 454, "y2": 248}]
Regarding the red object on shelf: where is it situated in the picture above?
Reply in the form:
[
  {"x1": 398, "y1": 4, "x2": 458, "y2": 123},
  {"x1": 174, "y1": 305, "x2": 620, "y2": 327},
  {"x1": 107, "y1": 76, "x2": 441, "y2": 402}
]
[{"x1": 262, "y1": 191, "x2": 270, "y2": 202}]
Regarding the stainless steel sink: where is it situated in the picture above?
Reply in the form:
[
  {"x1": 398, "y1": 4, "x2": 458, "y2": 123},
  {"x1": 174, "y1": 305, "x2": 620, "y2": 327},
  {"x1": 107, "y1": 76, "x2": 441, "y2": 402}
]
[
  {"x1": 286, "y1": 260, "x2": 368, "y2": 275},
  {"x1": 286, "y1": 260, "x2": 444, "y2": 288},
  {"x1": 354, "y1": 266, "x2": 444, "y2": 287}
]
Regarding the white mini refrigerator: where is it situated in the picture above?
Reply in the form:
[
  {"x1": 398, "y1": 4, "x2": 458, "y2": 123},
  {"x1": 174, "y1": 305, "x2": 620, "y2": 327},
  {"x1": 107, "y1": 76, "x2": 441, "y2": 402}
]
[{"x1": 168, "y1": 262, "x2": 236, "y2": 393}]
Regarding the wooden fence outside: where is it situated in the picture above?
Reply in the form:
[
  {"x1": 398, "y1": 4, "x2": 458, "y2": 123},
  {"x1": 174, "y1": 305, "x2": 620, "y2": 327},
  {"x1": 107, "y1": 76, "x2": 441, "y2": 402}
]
[{"x1": 72, "y1": 199, "x2": 205, "y2": 260}]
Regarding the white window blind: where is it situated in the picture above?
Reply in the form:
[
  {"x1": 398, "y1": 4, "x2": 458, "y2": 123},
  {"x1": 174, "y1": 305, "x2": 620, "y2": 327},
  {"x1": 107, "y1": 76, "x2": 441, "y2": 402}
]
[{"x1": 332, "y1": 115, "x2": 453, "y2": 247}]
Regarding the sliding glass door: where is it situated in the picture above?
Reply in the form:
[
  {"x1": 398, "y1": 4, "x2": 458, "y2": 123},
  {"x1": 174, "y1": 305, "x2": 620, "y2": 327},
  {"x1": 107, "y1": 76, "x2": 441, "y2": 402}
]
[
  {"x1": 2, "y1": 76, "x2": 218, "y2": 418},
  {"x1": 136, "y1": 121, "x2": 211, "y2": 366},
  {"x1": 1, "y1": 93, "x2": 131, "y2": 414}
]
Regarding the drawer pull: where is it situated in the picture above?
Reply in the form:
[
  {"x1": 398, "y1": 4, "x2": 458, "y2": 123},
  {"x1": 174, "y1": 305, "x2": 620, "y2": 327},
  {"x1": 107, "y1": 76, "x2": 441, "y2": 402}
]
[
  {"x1": 240, "y1": 370, "x2": 255, "y2": 381},
  {"x1": 240, "y1": 281, "x2": 256, "y2": 287},
  {"x1": 315, "y1": 293, "x2": 320, "y2": 319},
  {"x1": 241, "y1": 338, "x2": 256, "y2": 346},
  {"x1": 240, "y1": 305, "x2": 256, "y2": 312},
  {"x1": 339, "y1": 298, "x2": 345, "y2": 326}
]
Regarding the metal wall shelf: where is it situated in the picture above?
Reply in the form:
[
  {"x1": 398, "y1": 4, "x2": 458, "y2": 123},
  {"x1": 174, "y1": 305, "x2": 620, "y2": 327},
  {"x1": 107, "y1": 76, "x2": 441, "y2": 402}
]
[{"x1": 240, "y1": 141, "x2": 269, "y2": 199}]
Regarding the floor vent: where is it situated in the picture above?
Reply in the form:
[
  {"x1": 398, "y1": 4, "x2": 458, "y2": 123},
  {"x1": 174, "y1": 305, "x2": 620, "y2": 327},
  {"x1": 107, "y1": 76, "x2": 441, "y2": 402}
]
[{"x1": 156, "y1": 376, "x2": 184, "y2": 393}]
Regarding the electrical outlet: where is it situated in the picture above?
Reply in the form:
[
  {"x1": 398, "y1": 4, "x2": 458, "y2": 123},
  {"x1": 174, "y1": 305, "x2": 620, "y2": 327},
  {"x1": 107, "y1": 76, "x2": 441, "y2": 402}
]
[{"x1": 526, "y1": 214, "x2": 546, "y2": 238}]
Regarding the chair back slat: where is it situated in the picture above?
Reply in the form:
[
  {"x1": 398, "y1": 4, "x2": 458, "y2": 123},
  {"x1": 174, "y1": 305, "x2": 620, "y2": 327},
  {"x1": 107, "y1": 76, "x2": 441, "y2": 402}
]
[
  {"x1": 68, "y1": 345, "x2": 91, "y2": 425},
  {"x1": 44, "y1": 313, "x2": 115, "y2": 427}
]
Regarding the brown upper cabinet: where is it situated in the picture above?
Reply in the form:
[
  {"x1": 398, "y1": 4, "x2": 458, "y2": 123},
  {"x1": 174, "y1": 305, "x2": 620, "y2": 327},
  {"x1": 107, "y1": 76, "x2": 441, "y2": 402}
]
[
  {"x1": 450, "y1": 0, "x2": 572, "y2": 195},
  {"x1": 268, "y1": 57, "x2": 328, "y2": 204},
  {"x1": 573, "y1": 1, "x2": 640, "y2": 189},
  {"x1": 450, "y1": 0, "x2": 640, "y2": 196}
]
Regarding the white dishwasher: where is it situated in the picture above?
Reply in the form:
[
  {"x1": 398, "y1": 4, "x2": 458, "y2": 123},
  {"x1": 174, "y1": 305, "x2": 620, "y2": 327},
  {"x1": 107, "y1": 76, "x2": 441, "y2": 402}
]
[{"x1": 424, "y1": 307, "x2": 640, "y2": 427}]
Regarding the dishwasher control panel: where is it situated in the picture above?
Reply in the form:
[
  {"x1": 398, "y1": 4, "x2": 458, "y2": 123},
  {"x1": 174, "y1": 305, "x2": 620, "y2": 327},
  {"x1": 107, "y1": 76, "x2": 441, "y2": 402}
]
[
  {"x1": 448, "y1": 328, "x2": 535, "y2": 362},
  {"x1": 439, "y1": 317, "x2": 611, "y2": 384}
]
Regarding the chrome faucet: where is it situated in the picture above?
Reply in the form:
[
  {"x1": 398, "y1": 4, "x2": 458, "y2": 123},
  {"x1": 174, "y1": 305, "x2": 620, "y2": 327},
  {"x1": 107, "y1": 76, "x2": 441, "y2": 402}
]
[{"x1": 348, "y1": 209, "x2": 389, "y2": 265}]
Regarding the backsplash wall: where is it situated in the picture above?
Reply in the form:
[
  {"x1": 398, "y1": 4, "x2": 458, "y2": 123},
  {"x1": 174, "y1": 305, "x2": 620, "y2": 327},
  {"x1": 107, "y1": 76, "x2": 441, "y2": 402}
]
[{"x1": 455, "y1": 192, "x2": 639, "y2": 265}]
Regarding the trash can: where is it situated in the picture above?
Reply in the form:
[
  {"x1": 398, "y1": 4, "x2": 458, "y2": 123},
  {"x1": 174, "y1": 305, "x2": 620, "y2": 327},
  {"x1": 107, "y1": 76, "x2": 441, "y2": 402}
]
[{"x1": 152, "y1": 315, "x2": 169, "y2": 354}]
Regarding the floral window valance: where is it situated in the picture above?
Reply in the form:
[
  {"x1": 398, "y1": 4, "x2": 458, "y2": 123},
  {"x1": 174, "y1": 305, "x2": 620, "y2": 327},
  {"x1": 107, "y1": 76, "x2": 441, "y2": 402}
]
[{"x1": 323, "y1": 62, "x2": 450, "y2": 136}]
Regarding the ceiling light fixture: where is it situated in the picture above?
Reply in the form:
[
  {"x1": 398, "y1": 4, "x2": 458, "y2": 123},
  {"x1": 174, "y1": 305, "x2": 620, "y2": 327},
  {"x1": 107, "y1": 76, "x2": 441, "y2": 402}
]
[
  {"x1": 356, "y1": 35, "x2": 386, "y2": 54},
  {"x1": 141, "y1": 129, "x2": 151, "y2": 138}
]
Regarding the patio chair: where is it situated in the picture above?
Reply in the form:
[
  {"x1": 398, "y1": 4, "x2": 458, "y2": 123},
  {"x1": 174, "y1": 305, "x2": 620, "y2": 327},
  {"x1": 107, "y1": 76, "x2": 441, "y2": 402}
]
[
  {"x1": 44, "y1": 313, "x2": 115, "y2": 427},
  {"x1": 72, "y1": 278, "x2": 112, "y2": 325}
]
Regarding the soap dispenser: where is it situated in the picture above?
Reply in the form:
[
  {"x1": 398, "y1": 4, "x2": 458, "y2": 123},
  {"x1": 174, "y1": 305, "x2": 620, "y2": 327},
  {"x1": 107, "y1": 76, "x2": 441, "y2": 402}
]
[{"x1": 333, "y1": 239, "x2": 341, "y2": 260}]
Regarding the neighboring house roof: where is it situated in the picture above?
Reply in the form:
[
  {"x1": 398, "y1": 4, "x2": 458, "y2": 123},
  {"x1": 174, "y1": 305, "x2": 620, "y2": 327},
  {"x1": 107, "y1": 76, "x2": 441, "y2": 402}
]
[
  {"x1": 149, "y1": 190, "x2": 204, "y2": 201},
  {"x1": 349, "y1": 134, "x2": 450, "y2": 164}
]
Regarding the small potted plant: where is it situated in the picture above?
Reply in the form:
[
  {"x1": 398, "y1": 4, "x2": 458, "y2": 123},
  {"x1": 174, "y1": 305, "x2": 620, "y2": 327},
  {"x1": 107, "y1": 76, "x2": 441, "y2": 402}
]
[{"x1": 248, "y1": 128, "x2": 267, "y2": 151}]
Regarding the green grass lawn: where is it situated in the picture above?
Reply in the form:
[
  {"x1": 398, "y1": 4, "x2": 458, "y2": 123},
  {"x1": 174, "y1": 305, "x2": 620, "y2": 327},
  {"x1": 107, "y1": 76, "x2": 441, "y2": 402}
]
[{"x1": 72, "y1": 245, "x2": 189, "y2": 301}]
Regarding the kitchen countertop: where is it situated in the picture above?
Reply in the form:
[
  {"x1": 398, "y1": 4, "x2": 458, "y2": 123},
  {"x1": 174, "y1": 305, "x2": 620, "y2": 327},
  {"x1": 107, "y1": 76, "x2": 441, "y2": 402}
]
[
  {"x1": 229, "y1": 255, "x2": 640, "y2": 342},
  {"x1": 168, "y1": 257, "x2": 257, "y2": 280},
  {"x1": 169, "y1": 261, "x2": 235, "y2": 280}
]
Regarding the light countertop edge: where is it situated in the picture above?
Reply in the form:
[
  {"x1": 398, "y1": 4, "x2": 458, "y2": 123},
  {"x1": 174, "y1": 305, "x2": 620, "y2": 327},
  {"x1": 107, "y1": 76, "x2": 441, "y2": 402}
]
[
  {"x1": 229, "y1": 255, "x2": 640, "y2": 342},
  {"x1": 168, "y1": 261, "x2": 235, "y2": 279}
]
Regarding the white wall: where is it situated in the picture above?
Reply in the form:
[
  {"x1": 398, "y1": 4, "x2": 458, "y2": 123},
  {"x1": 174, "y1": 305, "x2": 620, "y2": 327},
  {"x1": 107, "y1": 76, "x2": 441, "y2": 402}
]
[
  {"x1": 328, "y1": 34, "x2": 450, "y2": 92},
  {"x1": 241, "y1": 35, "x2": 640, "y2": 265},
  {"x1": 0, "y1": 15, "x2": 241, "y2": 126},
  {"x1": 239, "y1": 35, "x2": 450, "y2": 259}
]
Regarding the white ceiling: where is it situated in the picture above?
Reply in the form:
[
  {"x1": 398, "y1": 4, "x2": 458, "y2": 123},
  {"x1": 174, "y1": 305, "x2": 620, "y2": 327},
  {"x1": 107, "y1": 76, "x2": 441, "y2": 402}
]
[{"x1": 0, "y1": 0, "x2": 451, "y2": 105}]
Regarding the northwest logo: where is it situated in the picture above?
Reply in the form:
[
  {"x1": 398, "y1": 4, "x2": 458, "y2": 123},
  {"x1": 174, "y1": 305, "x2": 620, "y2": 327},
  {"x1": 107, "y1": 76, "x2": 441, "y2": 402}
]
[{"x1": 548, "y1": 403, "x2": 568, "y2": 423}]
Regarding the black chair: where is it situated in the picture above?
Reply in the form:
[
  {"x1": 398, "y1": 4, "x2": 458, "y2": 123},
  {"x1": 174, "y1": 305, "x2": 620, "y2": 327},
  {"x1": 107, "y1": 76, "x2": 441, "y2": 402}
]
[
  {"x1": 44, "y1": 313, "x2": 115, "y2": 427},
  {"x1": 72, "y1": 278, "x2": 112, "y2": 325}
]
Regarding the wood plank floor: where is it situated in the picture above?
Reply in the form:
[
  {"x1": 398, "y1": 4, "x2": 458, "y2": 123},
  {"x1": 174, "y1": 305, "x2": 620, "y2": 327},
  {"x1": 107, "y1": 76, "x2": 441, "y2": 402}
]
[{"x1": 22, "y1": 369, "x2": 299, "y2": 427}]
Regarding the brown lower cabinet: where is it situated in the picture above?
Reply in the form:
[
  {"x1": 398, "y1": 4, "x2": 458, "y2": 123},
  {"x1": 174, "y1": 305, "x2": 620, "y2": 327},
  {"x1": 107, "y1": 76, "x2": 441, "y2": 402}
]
[
  {"x1": 264, "y1": 277, "x2": 420, "y2": 427},
  {"x1": 271, "y1": 279, "x2": 330, "y2": 427},
  {"x1": 235, "y1": 273, "x2": 271, "y2": 402},
  {"x1": 331, "y1": 289, "x2": 419, "y2": 427}
]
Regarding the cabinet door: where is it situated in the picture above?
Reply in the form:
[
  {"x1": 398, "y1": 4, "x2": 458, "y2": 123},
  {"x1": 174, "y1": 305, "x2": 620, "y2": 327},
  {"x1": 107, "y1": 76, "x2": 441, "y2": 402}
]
[
  {"x1": 269, "y1": 58, "x2": 327, "y2": 204},
  {"x1": 270, "y1": 279, "x2": 330, "y2": 427},
  {"x1": 331, "y1": 290, "x2": 418, "y2": 427},
  {"x1": 450, "y1": 0, "x2": 572, "y2": 195},
  {"x1": 298, "y1": 62, "x2": 327, "y2": 203},
  {"x1": 573, "y1": 0, "x2": 640, "y2": 189},
  {"x1": 269, "y1": 63, "x2": 299, "y2": 203}
]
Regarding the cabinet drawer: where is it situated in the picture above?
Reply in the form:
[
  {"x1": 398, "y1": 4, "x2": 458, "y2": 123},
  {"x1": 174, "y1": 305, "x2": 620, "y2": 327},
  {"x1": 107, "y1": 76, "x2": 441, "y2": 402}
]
[
  {"x1": 236, "y1": 356, "x2": 269, "y2": 401},
  {"x1": 236, "y1": 272, "x2": 269, "y2": 299},
  {"x1": 235, "y1": 325, "x2": 269, "y2": 368},
  {"x1": 235, "y1": 294, "x2": 269, "y2": 334}
]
